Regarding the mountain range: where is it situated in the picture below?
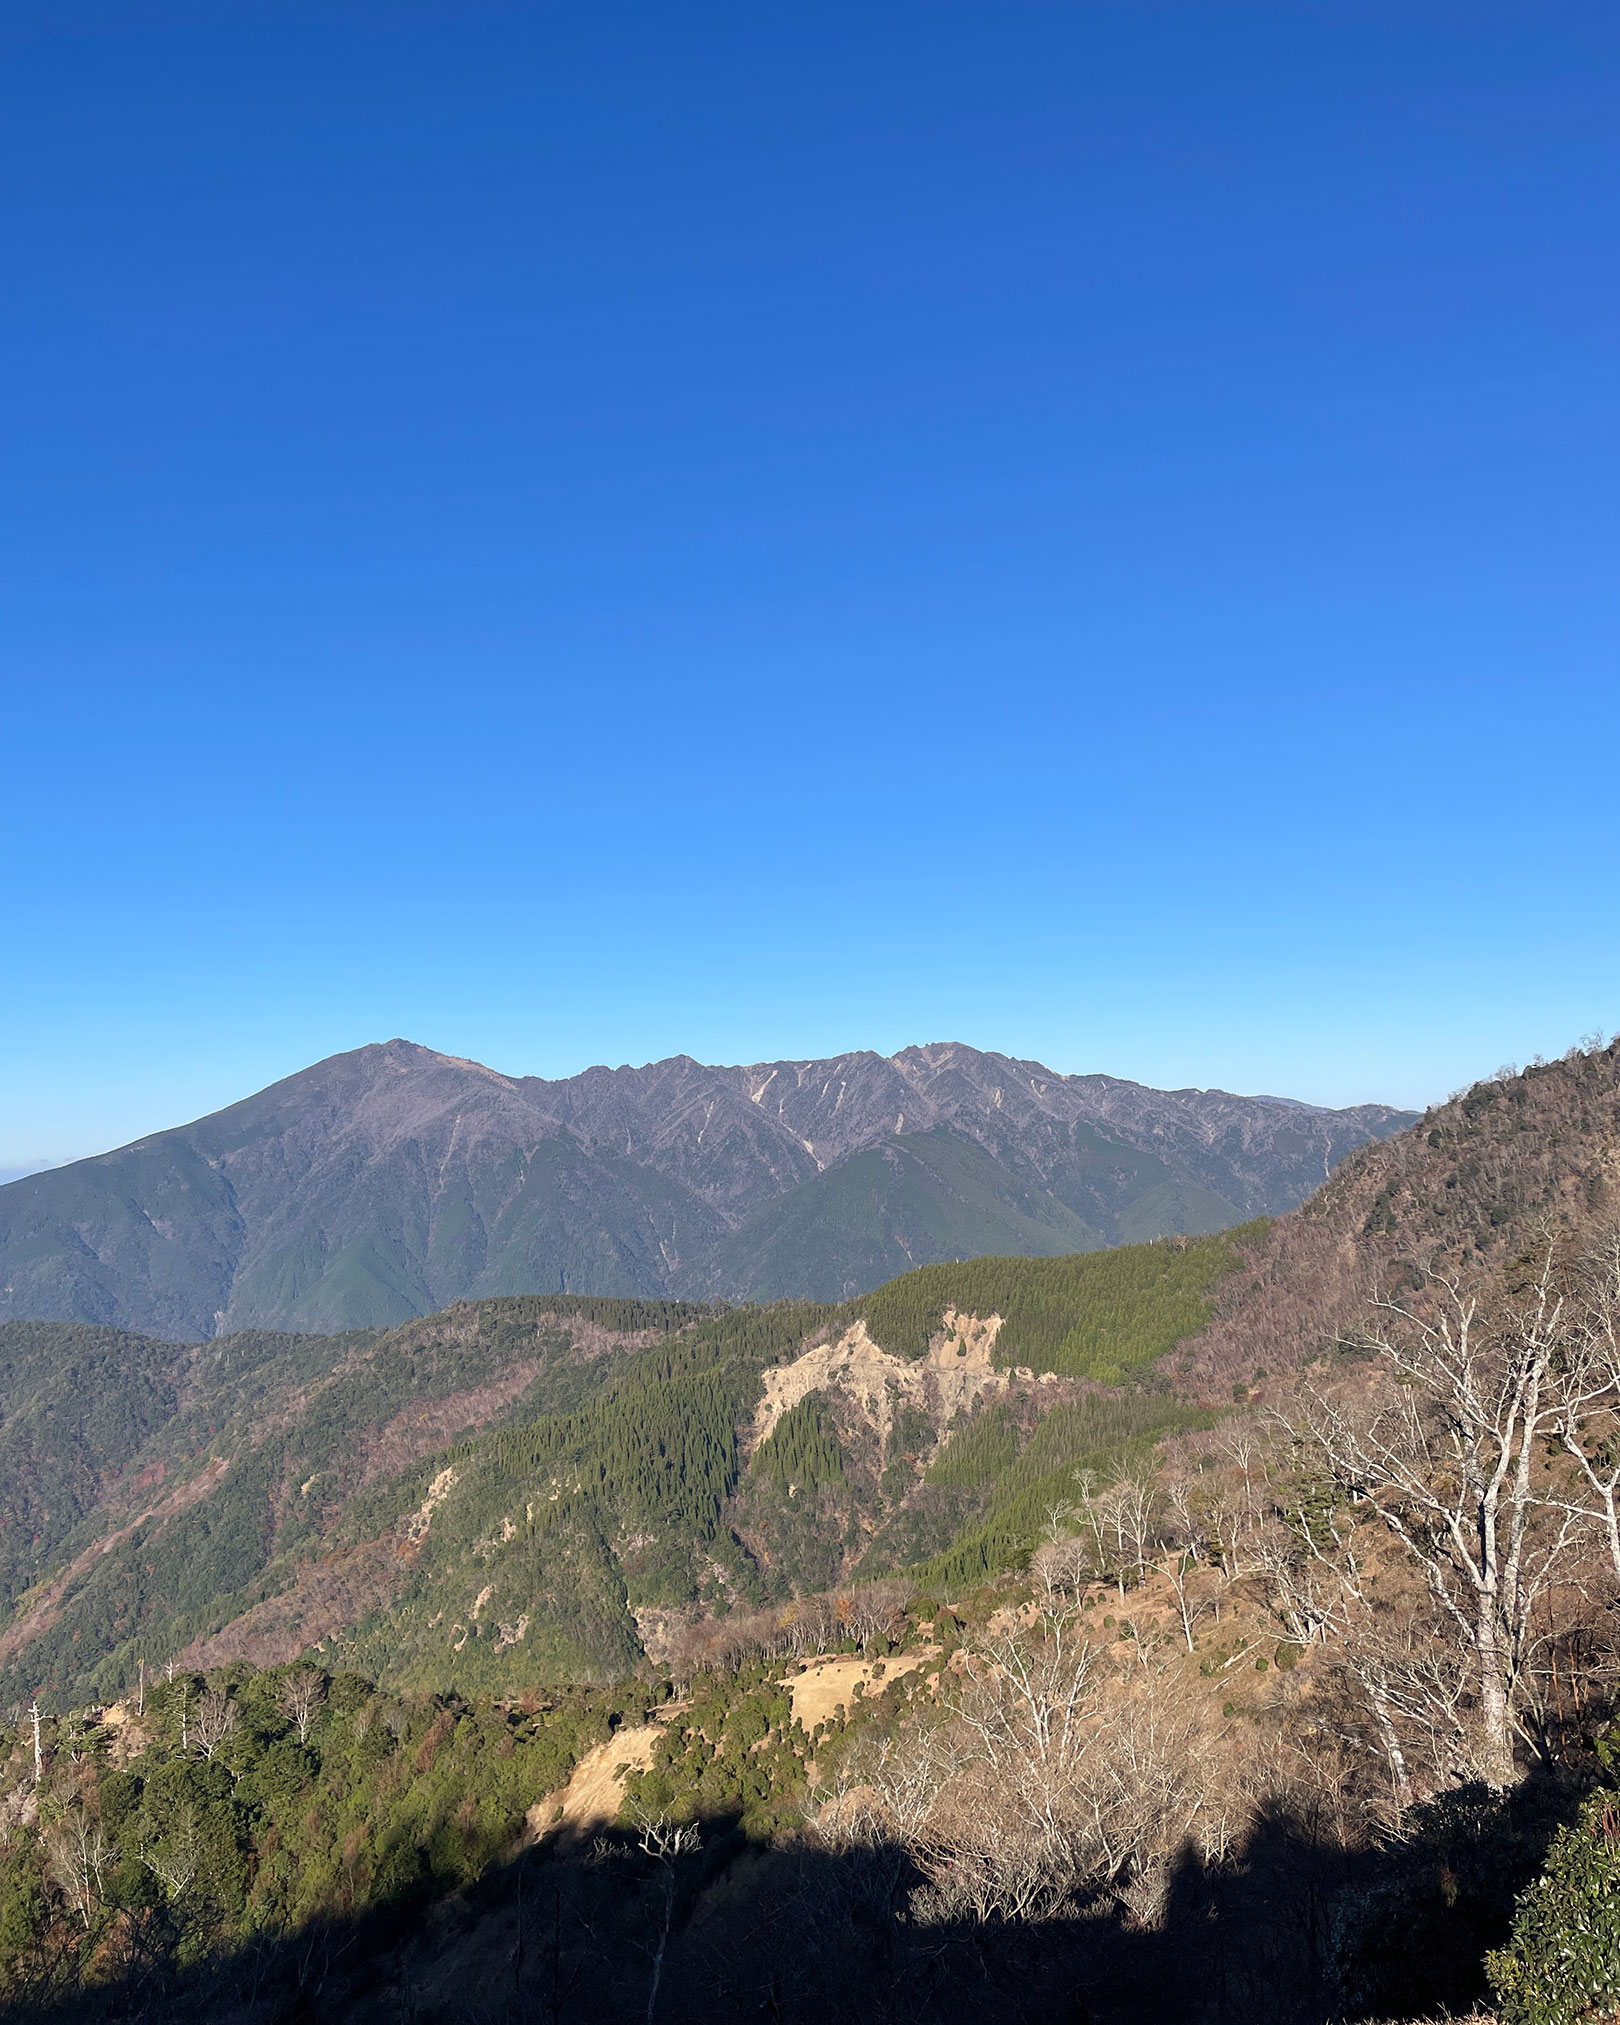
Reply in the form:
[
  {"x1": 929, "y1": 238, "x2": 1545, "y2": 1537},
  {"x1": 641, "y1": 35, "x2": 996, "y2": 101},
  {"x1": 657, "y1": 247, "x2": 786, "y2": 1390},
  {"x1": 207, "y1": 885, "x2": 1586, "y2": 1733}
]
[
  {"x1": 0, "y1": 1039, "x2": 1414, "y2": 1340},
  {"x1": 1, "y1": 1039, "x2": 1611, "y2": 1715}
]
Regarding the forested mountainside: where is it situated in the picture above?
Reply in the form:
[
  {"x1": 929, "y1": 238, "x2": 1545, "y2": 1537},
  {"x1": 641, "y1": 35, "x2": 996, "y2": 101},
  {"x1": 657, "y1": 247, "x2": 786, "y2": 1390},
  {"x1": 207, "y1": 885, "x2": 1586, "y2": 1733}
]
[
  {"x1": 0, "y1": 1236, "x2": 1251, "y2": 1712},
  {"x1": 0, "y1": 1039, "x2": 1413, "y2": 1338},
  {"x1": 7, "y1": 1044, "x2": 1620, "y2": 2025}
]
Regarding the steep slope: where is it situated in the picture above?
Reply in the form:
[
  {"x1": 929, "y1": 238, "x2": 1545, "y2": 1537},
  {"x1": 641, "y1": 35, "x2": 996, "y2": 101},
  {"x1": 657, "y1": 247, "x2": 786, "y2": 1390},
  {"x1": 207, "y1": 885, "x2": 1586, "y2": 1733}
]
[
  {"x1": 691, "y1": 1128, "x2": 1105, "y2": 1302},
  {"x1": 0, "y1": 1237, "x2": 1253, "y2": 1707},
  {"x1": 0, "y1": 1319, "x2": 378, "y2": 1612},
  {"x1": 0, "y1": 1039, "x2": 1414, "y2": 1337},
  {"x1": 1173, "y1": 1039, "x2": 1620, "y2": 1400},
  {"x1": 0, "y1": 1296, "x2": 701, "y2": 1706}
]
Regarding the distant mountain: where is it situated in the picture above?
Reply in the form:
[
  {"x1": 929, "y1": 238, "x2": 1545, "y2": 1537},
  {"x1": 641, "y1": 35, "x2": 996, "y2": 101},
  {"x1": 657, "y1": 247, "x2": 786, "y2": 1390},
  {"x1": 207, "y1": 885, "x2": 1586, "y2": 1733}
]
[
  {"x1": 0, "y1": 1040, "x2": 1415, "y2": 1338},
  {"x1": 6, "y1": 1042, "x2": 1615, "y2": 1713}
]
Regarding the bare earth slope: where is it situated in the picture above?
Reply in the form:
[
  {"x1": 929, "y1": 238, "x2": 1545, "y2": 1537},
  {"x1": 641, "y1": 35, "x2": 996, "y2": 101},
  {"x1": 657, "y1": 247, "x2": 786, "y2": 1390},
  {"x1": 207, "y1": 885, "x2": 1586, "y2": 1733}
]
[{"x1": 0, "y1": 1038, "x2": 1412, "y2": 1337}]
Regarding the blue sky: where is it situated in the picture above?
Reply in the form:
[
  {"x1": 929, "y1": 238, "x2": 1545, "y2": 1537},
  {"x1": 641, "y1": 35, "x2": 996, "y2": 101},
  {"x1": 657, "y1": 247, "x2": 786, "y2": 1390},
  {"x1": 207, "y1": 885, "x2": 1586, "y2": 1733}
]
[{"x1": 3, "y1": 0, "x2": 1618, "y2": 1168}]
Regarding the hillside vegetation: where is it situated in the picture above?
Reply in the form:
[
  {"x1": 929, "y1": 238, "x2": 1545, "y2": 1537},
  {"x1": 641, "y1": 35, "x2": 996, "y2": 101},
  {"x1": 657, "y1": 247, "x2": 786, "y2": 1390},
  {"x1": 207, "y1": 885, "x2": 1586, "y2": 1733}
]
[
  {"x1": 859, "y1": 1226, "x2": 1262, "y2": 1375},
  {"x1": 7, "y1": 1045, "x2": 1620, "y2": 2023},
  {"x1": 0, "y1": 1228, "x2": 1261, "y2": 1710}
]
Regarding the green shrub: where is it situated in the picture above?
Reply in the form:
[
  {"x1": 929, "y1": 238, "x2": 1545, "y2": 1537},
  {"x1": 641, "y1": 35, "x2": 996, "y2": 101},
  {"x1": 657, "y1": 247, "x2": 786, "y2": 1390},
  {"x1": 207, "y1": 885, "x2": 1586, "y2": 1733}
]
[{"x1": 1489, "y1": 1793, "x2": 1620, "y2": 2025}]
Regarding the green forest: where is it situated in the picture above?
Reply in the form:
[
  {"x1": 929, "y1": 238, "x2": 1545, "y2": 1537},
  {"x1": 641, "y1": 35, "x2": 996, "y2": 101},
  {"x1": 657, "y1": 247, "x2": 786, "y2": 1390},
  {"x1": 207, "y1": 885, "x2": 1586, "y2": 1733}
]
[{"x1": 854, "y1": 1227, "x2": 1263, "y2": 1376}]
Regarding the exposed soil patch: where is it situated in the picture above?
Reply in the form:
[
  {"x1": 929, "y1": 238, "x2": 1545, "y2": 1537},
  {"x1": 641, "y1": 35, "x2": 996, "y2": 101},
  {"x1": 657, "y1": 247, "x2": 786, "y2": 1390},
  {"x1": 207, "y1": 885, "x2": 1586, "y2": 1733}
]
[
  {"x1": 525, "y1": 1722, "x2": 663, "y2": 1843},
  {"x1": 784, "y1": 1647, "x2": 939, "y2": 1730}
]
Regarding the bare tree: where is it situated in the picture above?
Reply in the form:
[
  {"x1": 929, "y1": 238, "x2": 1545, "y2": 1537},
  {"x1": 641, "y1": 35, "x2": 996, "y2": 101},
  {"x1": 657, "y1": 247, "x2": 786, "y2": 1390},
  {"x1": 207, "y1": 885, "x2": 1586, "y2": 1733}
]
[
  {"x1": 631, "y1": 1809, "x2": 700, "y2": 2025},
  {"x1": 955, "y1": 1601, "x2": 1100, "y2": 1798},
  {"x1": 1163, "y1": 1547, "x2": 1210, "y2": 1654},
  {"x1": 45, "y1": 1808, "x2": 113, "y2": 1930},
  {"x1": 789, "y1": 1594, "x2": 836, "y2": 1658},
  {"x1": 845, "y1": 1580, "x2": 911, "y2": 1654},
  {"x1": 810, "y1": 1721, "x2": 967, "y2": 1861},
  {"x1": 1547, "y1": 1227, "x2": 1620, "y2": 1584},
  {"x1": 909, "y1": 1599, "x2": 1220, "y2": 1926},
  {"x1": 189, "y1": 1688, "x2": 238, "y2": 1761},
  {"x1": 137, "y1": 1802, "x2": 200, "y2": 1902},
  {"x1": 1294, "y1": 1256, "x2": 1574, "y2": 1785},
  {"x1": 1161, "y1": 1463, "x2": 1207, "y2": 1566},
  {"x1": 927, "y1": 1598, "x2": 1107, "y2": 1920},
  {"x1": 1092, "y1": 1476, "x2": 1158, "y2": 1601},
  {"x1": 279, "y1": 1667, "x2": 325, "y2": 1745},
  {"x1": 1337, "y1": 1616, "x2": 1479, "y2": 1805},
  {"x1": 1205, "y1": 1470, "x2": 1272, "y2": 1584},
  {"x1": 1219, "y1": 1423, "x2": 1263, "y2": 1516},
  {"x1": 1069, "y1": 1469, "x2": 1112, "y2": 1581},
  {"x1": 1030, "y1": 1530, "x2": 1092, "y2": 1606}
]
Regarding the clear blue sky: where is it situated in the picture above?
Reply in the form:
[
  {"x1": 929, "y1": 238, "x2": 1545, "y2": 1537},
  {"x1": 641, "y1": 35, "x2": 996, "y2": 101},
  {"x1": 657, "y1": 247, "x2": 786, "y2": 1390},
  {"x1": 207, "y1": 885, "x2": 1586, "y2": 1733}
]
[{"x1": 3, "y1": 1, "x2": 1618, "y2": 1169}]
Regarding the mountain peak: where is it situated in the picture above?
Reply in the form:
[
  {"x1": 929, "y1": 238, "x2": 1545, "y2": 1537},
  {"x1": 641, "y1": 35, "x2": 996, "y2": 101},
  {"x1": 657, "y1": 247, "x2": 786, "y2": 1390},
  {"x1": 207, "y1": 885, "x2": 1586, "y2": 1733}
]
[{"x1": 0, "y1": 1043, "x2": 1416, "y2": 1340}]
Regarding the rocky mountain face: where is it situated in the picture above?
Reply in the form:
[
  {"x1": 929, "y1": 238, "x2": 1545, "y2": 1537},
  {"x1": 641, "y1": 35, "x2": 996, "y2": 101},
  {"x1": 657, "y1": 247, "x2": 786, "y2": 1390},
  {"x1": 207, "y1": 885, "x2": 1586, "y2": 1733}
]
[{"x1": 0, "y1": 1039, "x2": 1414, "y2": 1339}]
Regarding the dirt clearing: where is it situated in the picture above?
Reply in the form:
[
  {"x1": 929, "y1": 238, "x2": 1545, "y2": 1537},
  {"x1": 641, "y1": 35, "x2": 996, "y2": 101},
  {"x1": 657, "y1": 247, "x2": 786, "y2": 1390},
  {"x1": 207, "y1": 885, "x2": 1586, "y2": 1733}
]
[
  {"x1": 784, "y1": 1648, "x2": 938, "y2": 1730},
  {"x1": 525, "y1": 1722, "x2": 662, "y2": 1843}
]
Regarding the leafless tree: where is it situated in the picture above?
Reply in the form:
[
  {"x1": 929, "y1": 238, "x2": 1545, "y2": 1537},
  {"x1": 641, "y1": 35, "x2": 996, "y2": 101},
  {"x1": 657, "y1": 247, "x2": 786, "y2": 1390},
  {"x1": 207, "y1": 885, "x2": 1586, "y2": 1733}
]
[
  {"x1": 1161, "y1": 1463, "x2": 1207, "y2": 1566},
  {"x1": 923, "y1": 1600, "x2": 1107, "y2": 1920},
  {"x1": 630, "y1": 1809, "x2": 700, "y2": 2025},
  {"x1": 1030, "y1": 1530, "x2": 1091, "y2": 1605},
  {"x1": 45, "y1": 1808, "x2": 113, "y2": 1930},
  {"x1": 1252, "y1": 1504, "x2": 1361, "y2": 1651},
  {"x1": 810, "y1": 1721, "x2": 967, "y2": 1858},
  {"x1": 279, "y1": 1667, "x2": 325, "y2": 1745},
  {"x1": 845, "y1": 1580, "x2": 911, "y2": 1654},
  {"x1": 954, "y1": 1600, "x2": 1100, "y2": 1798},
  {"x1": 1219, "y1": 1424, "x2": 1263, "y2": 1517},
  {"x1": 1337, "y1": 1617, "x2": 1478, "y2": 1804},
  {"x1": 1092, "y1": 1476, "x2": 1158, "y2": 1600},
  {"x1": 1068, "y1": 1468, "x2": 1112, "y2": 1577},
  {"x1": 1078, "y1": 1672, "x2": 1218, "y2": 1910},
  {"x1": 1544, "y1": 1227, "x2": 1620, "y2": 1587},
  {"x1": 1293, "y1": 1255, "x2": 1575, "y2": 1785},
  {"x1": 781, "y1": 1593, "x2": 837, "y2": 1659},
  {"x1": 904, "y1": 1598, "x2": 1222, "y2": 1927},
  {"x1": 1163, "y1": 1547, "x2": 1211, "y2": 1654},
  {"x1": 137, "y1": 1801, "x2": 200, "y2": 1901},
  {"x1": 189, "y1": 1687, "x2": 238, "y2": 1761},
  {"x1": 1205, "y1": 1469, "x2": 1273, "y2": 1584}
]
